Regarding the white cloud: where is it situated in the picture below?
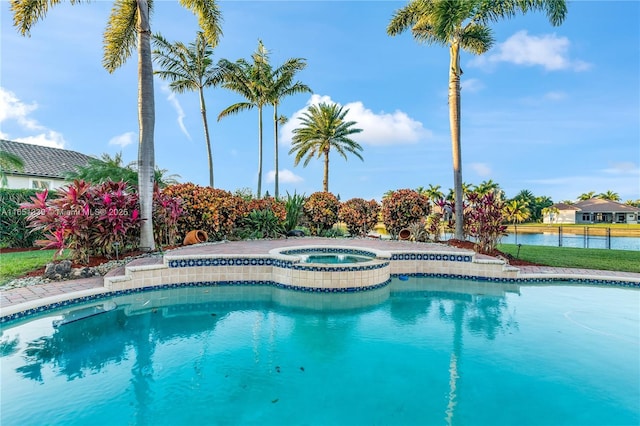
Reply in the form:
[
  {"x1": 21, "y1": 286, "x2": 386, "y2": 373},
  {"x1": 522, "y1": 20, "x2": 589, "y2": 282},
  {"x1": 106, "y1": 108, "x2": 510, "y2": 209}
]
[
  {"x1": 470, "y1": 31, "x2": 591, "y2": 72},
  {"x1": 16, "y1": 131, "x2": 66, "y2": 149},
  {"x1": 281, "y1": 94, "x2": 431, "y2": 146},
  {"x1": 544, "y1": 91, "x2": 568, "y2": 101},
  {"x1": 601, "y1": 162, "x2": 639, "y2": 176},
  {"x1": 266, "y1": 169, "x2": 304, "y2": 184},
  {"x1": 469, "y1": 162, "x2": 492, "y2": 177},
  {"x1": 0, "y1": 87, "x2": 68, "y2": 148},
  {"x1": 109, "y1": 132, "x2": 136, "y2": 148},
  {"x1": 161, "y1": 85, "x2": 190, "y2": 139},
  {"x1": 0, "y1": 87, "x2": 43, "y2": 131},
  {"x1": 461, "y1": 78, "x2": 484, "y2": 93}
]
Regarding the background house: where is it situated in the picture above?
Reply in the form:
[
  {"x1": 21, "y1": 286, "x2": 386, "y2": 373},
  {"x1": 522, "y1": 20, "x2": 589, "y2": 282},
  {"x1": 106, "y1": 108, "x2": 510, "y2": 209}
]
[
  {"x1": 0, "y1": 139, "x2": 93, "y2": 190},
  {"x1": 544, "y1": 198, "x2": 640, "y2": 224}
]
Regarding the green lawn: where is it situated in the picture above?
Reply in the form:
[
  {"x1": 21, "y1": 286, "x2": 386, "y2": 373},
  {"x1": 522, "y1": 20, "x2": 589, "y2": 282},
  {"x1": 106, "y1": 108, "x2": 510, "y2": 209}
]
[
  {"x1": 0, "y1": 250, "x2": 70, "y2": 285},
  {"x1": 498, "y1": 244, "x2": 640, "y2": 273}
]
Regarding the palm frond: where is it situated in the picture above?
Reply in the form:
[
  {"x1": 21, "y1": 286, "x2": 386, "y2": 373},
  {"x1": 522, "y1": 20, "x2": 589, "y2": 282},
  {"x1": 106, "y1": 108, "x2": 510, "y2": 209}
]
[{"x1": 102, "y1": 0, "x2": 138, "y2": 73}]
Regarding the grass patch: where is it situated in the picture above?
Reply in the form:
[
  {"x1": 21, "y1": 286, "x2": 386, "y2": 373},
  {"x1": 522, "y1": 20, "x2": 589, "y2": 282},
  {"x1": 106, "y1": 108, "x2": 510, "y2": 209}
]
[
  {"x1": 498, "y1": 244, "x2": 640, "y2": 273},
  {"x1": 0, "y1": 250, "x2": 70, "y2": 285}
]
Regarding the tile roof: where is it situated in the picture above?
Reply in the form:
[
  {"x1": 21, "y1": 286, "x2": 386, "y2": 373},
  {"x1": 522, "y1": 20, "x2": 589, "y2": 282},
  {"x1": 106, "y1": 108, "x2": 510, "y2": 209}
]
[
  {"x1": 574, "y1": 198, "x2": 640, "y2": 213},
  {"x1": 555, "y1": 198, "x2": 640, "y2": 213},
  {"x1": 0, "y1": 139, "x2": 94, "y2": 179}
]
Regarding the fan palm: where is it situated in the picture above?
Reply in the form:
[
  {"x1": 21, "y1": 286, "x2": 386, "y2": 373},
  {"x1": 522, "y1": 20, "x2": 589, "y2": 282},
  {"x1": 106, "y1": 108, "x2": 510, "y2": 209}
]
[
  {"x1": 387, "y1": 0, "x2": 567, "y2": 240},
  {"x1": 153, "y1": 30, "x2": 225, "y2": 188},
  {"x1": 289, "y1": 102, "x2": 363, "y2": 192},
  {"x1": 218, "y1": 40, "x2": 271, "y2": 198},
  {"x1": 266, "y1": 57, "x2": 312, "y2": 199},
  {"x1": 10, "y1": 0, "x2": 222, "y2": 251},
  {"x1": 0, "y1": 150, "x2": 24, "y2": 187}
]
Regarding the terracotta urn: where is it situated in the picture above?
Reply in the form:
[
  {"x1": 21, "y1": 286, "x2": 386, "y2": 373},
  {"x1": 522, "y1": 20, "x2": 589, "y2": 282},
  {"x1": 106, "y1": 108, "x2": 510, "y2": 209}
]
[
  {"x1": 183, "y1": 230, "x2": 208, "y2": 246},
  {"x1": 398, "y1": 228, "x2": 411, "y2": 241}
]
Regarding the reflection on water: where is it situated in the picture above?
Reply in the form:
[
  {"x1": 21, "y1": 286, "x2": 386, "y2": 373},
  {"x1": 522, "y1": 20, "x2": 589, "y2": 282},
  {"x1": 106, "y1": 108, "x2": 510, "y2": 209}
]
[
  {"x1": 1, "y1": 278, "x2": 638, "y2": 426},
  {"x1": 503, "y1": 232, "x2": 640, "y2": 250}
]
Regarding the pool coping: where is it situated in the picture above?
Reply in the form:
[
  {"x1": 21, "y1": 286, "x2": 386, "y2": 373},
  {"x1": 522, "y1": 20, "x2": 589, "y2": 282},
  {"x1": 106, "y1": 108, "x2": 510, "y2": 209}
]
[{"x1": 2, "y1": 238, "x2": 639, "y2": 323}]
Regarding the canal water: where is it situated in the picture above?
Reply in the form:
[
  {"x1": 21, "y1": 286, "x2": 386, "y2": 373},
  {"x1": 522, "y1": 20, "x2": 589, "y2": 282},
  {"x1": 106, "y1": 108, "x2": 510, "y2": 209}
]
[{"x1": 501, "y1": 232, "x2": 640, "y2": 251}]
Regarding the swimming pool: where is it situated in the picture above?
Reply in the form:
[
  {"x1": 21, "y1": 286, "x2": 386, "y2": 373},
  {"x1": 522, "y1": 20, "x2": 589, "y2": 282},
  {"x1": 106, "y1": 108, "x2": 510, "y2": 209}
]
[{"x1": 1, "y1": 277, "x2": 638, "y2": 425}]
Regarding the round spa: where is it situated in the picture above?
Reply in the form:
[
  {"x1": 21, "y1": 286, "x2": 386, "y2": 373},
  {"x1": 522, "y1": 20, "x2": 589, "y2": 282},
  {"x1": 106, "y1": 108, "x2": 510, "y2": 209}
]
[{"x1": 269, "y1": 246, "x2": 391, "y2": 292}]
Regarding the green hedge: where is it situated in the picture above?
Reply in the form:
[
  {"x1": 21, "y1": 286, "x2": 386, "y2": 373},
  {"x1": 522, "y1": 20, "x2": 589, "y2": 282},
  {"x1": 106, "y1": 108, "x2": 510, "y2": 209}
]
[{"x1": 0, "y1": 188, "x2": 46, "y2": 248}]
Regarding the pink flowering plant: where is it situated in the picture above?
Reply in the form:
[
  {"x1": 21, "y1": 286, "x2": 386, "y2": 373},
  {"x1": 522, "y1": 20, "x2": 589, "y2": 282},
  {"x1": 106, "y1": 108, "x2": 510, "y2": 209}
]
[{"x1": 21, "y1": 180, "x2": 142, "y2": 263}]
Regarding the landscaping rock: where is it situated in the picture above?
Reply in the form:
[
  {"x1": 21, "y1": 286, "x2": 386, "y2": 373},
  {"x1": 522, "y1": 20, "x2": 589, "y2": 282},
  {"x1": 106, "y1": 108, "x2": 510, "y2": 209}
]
[{"x1": 44, "y1": 260, "x2": 72, "y2": 280}]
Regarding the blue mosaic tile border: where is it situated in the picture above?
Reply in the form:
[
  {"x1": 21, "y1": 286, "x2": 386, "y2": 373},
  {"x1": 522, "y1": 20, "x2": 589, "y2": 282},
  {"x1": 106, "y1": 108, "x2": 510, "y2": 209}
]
[
  {"x1": 168, "y1": 257, "x2": 295, "y2": 268},
  {"x1": 391, "y1": 253, "x2": 473, "y2": 262},
  {"x1": 1, "y1": 279, "x2": 392, "y2": 325},
  {"x1": 292, "y1": 261, "x2": 388, "y2": 272},
  {"x1": 391, "y1": 273, "x2": 640, "y2": 287},
  {"x1": 281, "y1": 247, "x2": 378, "y2": 258}
]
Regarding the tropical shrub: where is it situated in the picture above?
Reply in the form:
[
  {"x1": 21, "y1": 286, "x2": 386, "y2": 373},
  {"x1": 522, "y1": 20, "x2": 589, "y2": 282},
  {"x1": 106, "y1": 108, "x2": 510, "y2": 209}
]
[
  {"x1": 284, "y1": 191, "x2": 306, "y2": 232},
  {"x1": 153, "y1": 186, "x2": 184, "y2": 247},
  {"x1": 21, "y1": 180, "x2": 142, "y2": 263},
  {"x1": 241, "y1": 209, "x2": 284, "y2": 239},
  {"x1": 162, "y1": 183, "x2": 247, "y2": 241},
  {"x1": 466, "y1": 191, "x2": 507, "y2": 253},
  {"x1": 0, "y1": 188, "x2": 46, "y2": 248},
  {"x1": 338, "y1": 198, "x2": 380, "y2": 236},
  {"x1": 303, "y1": 192, "x2": 340, "y2": 236},
  {"x1": 381, "y1": 189, "x2": 430, "y2": 237},
  {"x1": 425, "y1": 212, "x2": 443, "y2": 242},
  {"x1": 246, "y1": 197, "x2": 286, "y2": 221}
]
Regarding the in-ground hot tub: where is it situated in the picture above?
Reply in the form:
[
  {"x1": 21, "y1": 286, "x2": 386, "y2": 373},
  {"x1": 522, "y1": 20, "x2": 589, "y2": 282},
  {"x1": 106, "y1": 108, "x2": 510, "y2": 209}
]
[{"x1": 269, "y1": 246, "x2": 391, "y2": 292}]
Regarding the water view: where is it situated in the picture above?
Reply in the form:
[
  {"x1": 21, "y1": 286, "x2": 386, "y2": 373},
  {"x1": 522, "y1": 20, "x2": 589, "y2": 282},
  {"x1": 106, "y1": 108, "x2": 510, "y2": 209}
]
[{"x1": 502, "y1": 233, "x2": 640, "y2": 251}]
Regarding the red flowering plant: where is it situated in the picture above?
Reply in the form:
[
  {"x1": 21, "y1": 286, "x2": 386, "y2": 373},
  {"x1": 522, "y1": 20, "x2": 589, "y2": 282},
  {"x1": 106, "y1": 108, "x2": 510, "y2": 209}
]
[
  {"x1": 153, "y1": 184, "x2": 184, "y2": 247},
  {"x1": 303, "y1": 192, "x2": 340, "y2": 236},
  {"x1": 465, "y1": 191, "x2": 507, "y2": 254},
  {"x1": 338, "y1": 198, "x2": 380, "y2": 236},
  {"x1": 381, "y1": 189, "x2": 430, "y2": 238},
  {"x1": 21, "y1": 180, "x2": 142, "y2": 263}
]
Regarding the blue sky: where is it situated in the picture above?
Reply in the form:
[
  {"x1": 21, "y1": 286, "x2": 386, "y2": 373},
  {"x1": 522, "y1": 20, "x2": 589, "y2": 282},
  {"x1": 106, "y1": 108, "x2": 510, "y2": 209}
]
[{"x1": 1, "y1": 1, "x2": 639, "y2": 203}]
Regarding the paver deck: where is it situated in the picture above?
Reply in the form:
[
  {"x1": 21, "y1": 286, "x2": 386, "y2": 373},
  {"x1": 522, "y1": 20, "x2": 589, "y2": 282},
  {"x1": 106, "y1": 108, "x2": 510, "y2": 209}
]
[{"x1": 2, "y1": 238, "x2": 639, "y2": 316}]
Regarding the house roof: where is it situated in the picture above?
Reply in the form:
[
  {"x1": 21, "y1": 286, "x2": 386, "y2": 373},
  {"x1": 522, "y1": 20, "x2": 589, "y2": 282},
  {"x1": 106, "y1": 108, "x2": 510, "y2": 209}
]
[
  {"x1": 552, "y1": 202, "x2": 580, "y2": 211},
  {"x1": 555, "y1": 198, "x2": 640, "y2": 213},
  {"x1": 0, "y1": 139, "x2": 94, "y2": 179}
]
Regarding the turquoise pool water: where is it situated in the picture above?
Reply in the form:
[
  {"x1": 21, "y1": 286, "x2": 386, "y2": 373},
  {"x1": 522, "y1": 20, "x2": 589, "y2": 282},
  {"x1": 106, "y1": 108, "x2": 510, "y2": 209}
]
[
  {"x1": 1, "y1": 277, "x2": 638, "y2": 425},
  {"x1": 302, "y1": 253, "x2": 372, "y2": 264}
]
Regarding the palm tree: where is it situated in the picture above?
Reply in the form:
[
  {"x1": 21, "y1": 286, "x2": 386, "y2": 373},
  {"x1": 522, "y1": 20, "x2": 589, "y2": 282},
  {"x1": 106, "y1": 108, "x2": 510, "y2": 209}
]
[
  {"x1": 219, "y1": 40, "x2": 271, "y2": 198},
  {"x1": 503, "y1": 199, "x2": 530, "y2": 225},
  {"x1": 0, "y1": 150, "x2": 24, "y2": 187},
  {"x1": 541, "y1": 206, "x2": 560, "y2": 223},
  {"x1": 11, "y1": 0, "x2": 222, "y2": 251},
  {"x1": 597, "y1": 190, "x2": 620, "y2": 201},
  {"x1": 266, "y1": 56, "x2": 312, "y2": 199},
  {"x1": 424, "y1": 183, "x2": 445, "y2": 202},
  {"x1": 387, "y1": 0, "x2": 567, "y2": 240},
  {"x1": 152, "y1": 30, "x2": 225, "y2": 188},
  {"x1": 474, "y1": 179, "x2": 502, "y2": 197},
  {"x1": 289, "y1": 102, "x2": 363, "y2": 192},
  {"x1": 578, "y1": 191, "x2": 596, "y2": 201},
  {"x1": 66, "y1": 152, "x2": 180, "y2": 188}
]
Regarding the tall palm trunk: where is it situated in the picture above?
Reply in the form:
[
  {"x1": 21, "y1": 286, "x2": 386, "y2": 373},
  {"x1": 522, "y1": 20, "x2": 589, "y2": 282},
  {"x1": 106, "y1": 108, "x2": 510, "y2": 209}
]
[
  {"x1": 257, "y1": 106, "x2": 263, "y2": 198},
  {"x1": 449, "y1": 41, "x2": 464, "y2": 240},
  {"x1": 323, "y1": 149, "x2": 330, "y2": 192},
  {"x1": 273, "y1": 104, "x2": 279, "y2": 199},
  {"x1": 137, "y1": 0, "x2": 156, "y2": 251},
  {"x1": 199, "y1": 87, "x2": 214, "y2": 187}
]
